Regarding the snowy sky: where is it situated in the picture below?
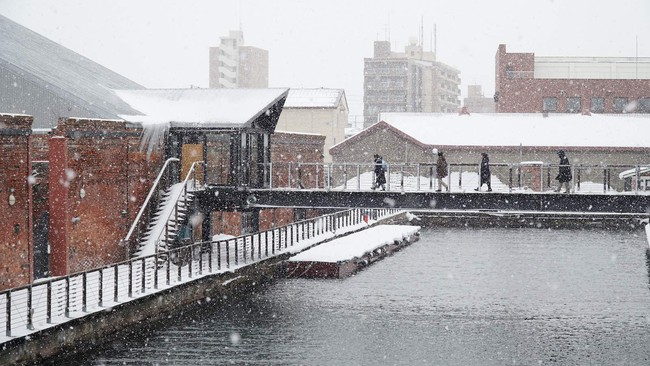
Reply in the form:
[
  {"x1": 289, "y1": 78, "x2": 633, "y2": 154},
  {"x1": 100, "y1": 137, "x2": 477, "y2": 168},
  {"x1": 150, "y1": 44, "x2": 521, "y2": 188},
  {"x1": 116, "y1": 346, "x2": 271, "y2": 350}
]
[{"x1": 0, "y1": 0, "x2": 648, "y2": 118}]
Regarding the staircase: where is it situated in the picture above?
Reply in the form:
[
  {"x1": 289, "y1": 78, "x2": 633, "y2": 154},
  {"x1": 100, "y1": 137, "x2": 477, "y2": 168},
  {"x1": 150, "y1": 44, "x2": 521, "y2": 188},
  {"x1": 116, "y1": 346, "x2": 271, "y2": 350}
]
[
  {"x1": 124, "y1": 158, "x2": 205, "y2": 263},
  {"x1": 132, "y1": 182, "x2": 195, "y2": 258}
]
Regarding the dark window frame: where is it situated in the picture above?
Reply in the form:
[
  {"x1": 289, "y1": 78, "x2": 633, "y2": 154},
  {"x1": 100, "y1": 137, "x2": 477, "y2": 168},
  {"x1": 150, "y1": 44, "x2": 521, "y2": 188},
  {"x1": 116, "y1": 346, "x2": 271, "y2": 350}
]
[{"x1": 542, "y1": 97, "x2": 558, "y2": 112}]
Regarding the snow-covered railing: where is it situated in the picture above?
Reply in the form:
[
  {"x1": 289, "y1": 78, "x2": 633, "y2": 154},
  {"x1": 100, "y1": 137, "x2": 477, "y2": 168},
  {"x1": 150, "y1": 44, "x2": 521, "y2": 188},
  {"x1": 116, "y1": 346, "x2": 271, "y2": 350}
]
[
  {"x1": 262, "y1": 162, "x2": 650, "y2": 194},
  {"x1": 123, "y1": 158, "x2": 180, "y2": 255},
  {"x1": 0, "y1": 208, "x2": 400, "y2": 343},
  {"x1": 145, "y1": 161, "x2": 205, "y2": 257}
]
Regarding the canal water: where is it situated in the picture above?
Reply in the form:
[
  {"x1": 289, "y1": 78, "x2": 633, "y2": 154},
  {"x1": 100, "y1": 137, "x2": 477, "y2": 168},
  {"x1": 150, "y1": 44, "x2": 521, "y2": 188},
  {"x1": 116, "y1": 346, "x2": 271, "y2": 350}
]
[{"x1": 70, "y1": 227, "x2": 650, "y2": 365}]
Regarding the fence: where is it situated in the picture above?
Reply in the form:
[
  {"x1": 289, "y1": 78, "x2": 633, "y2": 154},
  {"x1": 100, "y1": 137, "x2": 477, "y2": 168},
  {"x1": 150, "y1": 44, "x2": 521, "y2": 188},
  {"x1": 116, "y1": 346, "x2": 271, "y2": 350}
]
[
  {"x1": 0, "y1": 207, "x2": 399, "y2": 342},
  {"x1": 263, "y1": 162, "x2": 650, "y2": 194}
]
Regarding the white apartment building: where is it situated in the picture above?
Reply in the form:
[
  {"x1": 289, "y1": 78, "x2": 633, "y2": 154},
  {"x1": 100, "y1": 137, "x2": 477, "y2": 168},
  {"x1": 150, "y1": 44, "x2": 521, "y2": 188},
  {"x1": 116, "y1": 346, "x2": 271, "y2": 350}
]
[
  {"x1": 276, "y1": 88, "x2": 348, "y2": 163},
  {"x1": 363, "y1": 39, "x2": 461, "y2": 128},
  {"x1": 209, "y1": 30, "x2": 268, "y2": 88}
]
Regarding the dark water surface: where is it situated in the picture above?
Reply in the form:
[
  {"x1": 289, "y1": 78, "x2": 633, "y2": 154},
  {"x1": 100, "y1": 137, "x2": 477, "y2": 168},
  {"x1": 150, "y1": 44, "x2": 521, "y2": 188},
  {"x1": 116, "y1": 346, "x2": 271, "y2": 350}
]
[{"x1": 77, "y1": 228, "x2": 650, "y2": 365}]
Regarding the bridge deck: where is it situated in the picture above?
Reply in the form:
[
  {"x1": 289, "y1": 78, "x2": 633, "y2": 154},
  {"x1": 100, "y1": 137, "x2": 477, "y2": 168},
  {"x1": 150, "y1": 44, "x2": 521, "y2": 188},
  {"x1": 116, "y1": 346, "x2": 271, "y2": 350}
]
[{"x1": 198, "y1": 187, "x2": 650, "y2": 215}]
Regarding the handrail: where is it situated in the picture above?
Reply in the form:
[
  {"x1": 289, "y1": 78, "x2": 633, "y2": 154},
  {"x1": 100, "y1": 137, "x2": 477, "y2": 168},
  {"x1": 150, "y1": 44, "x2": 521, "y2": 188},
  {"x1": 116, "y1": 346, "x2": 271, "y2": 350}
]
[
  {"x1": 0, "y1": 207, "x2": 400, "y2": 343},
  {"x1": 124, "y1": 157, "x2": 180, "y2": 246},
  {"x1": 260, "y1": 161, "x2": 650, "y2": 193},
  {"x1": 150, "y1": 161, "x2": 205, "y2": 255}
]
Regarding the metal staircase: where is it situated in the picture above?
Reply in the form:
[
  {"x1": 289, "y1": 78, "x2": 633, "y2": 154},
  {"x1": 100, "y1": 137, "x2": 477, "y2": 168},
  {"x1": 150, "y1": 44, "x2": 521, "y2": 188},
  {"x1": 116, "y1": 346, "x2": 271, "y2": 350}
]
[
  {"x1": 132, "y1": 182, "x2": 195, "y2": 258},
  {"x1": 124, "y1": 158, "x2": 204, "y2": 262}
]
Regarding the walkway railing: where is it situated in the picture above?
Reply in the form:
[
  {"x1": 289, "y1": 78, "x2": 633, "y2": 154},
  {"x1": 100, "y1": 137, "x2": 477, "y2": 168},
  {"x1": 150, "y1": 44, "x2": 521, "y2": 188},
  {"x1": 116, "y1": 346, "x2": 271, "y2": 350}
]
[
  {"x1": 0, "y1": 208, "x2": 400, "y2": 342},
  {"x1": 262, "y1": 162, "x2": 650, "y2": 194}
]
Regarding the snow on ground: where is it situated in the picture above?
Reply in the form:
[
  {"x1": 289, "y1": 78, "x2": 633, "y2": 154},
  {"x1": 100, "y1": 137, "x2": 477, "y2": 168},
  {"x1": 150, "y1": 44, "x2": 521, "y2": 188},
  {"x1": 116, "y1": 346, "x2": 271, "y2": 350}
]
[
  {"x1": 213, "y1": 233, "x2": 236, "y2": 241},
  {"x1": 332, "y1": 170, "x2": 624, "y2": 194},
  {"x1": 333, "y1": 170, "x2": 507, "y2": 192},
  {"x1": 288, "y1": 224, "x2": 420, "y2": 263}
]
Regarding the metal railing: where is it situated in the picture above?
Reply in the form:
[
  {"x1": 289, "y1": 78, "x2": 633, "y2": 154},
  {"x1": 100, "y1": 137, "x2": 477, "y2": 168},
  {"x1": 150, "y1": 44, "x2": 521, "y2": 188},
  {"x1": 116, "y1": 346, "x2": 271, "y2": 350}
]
[
  {"x1": 260, "y1": 162, "x2": 650, "y2": 194},
  {"x1": 0, "y1": 208, "x2": 400, "y2": 341},
  {"x1": 148, "y1": 161, "x2": 206, "y2": 258},
  {"x1": 123, "y1": 158, "x2": 180, "y2": 257}
]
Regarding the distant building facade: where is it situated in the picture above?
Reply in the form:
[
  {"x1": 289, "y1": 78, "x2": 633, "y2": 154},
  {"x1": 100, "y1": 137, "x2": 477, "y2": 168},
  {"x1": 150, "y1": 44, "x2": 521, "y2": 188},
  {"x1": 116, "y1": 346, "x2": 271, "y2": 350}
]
[
  {"x1": 495, "y1": 44, "x2": 650, "y2": 113},
  {"x1": 363, "y1": 40, "x2": 461, "y2": 128},
  {"x1": 463, "y1": 85, "x2": 495, "y2": 113},
  {"x1": 209, "y1": 30, "x2": 268, "y2": 88},
  {"x1": 276, "y1": 88, "x2": 348, "y2": 162},
  {"x1": 330, "y1": 113, "x2": 650, "y2": 192}
]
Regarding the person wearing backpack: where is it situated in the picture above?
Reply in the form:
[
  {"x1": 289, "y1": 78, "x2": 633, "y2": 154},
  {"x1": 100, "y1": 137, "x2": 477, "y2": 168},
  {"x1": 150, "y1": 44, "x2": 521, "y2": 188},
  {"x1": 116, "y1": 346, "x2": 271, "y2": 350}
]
[{"x1": 435, "y1": 149, "x2": 449, "y2": 192}]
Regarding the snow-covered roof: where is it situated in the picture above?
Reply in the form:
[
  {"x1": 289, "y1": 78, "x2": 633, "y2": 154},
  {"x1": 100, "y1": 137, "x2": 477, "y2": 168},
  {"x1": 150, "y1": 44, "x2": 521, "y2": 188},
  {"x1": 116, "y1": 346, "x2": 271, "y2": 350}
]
[
  {"x1": 379, "y1": 112, "x2": 650, "y2": 148},
  {"x1": 0, "y1": 14, "x2": 143, "y2": 124},
  {"x1": 114, "y1": 88, "x2": 289, "y2": 128},
  {"x1": 283, "y1": 88, "x2": 347, "y2": 109}
]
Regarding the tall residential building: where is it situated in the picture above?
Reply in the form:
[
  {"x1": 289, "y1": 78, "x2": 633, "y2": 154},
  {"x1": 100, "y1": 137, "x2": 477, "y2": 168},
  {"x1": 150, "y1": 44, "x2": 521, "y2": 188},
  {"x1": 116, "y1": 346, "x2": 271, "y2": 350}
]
[
  {"x1": 495, "y1": 44, "x2": 650, "y2": 113},
  {"x1": 363, "y1": 39, "x2": 461, "y2": 128},
  {"x1": 209, "y1": 30, "x2": 268, "y2": 88}
]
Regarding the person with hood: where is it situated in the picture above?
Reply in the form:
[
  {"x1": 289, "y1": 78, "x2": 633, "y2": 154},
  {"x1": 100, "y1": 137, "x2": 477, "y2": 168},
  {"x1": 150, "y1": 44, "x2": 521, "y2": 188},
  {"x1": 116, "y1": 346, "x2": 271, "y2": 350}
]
[
  {"x1": 555, "y1": 150, "x2": 572, "y2": 193},
  {"x1": 475, "y1": 152, "x2": 492, "y2": 192},
  {"x1": 434, "y1": 149, "x2": 449, "y2": 192},
  {"x1": 372, "y1": 154, "x2": 387, "y2": 191}
]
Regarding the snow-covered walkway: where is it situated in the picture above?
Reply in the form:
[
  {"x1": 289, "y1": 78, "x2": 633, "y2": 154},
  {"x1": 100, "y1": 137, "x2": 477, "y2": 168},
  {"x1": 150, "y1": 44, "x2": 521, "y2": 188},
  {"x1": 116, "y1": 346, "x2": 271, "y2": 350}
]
[{"x1": 0, "y1": 208, "x2": 401, "y2": 345}]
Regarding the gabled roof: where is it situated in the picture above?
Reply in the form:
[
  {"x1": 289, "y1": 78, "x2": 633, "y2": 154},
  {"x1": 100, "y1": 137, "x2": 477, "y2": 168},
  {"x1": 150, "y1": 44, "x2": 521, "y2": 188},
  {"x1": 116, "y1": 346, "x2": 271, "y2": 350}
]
[
  {"x1": 114, "y1": 88, "x2": 289, "y2": 130},
  {"x1": 283, "y1": 88, "x2": 347, "y2": 110},
  {"x1": 0, "y1": 14, "x2": 143, "y2": 119},
  {"x1": 378, "y1": 112, "x2": 650, "y2": 148},
  {"x1": 330, "y1": 120, "x2": 428, "y2": 154}
]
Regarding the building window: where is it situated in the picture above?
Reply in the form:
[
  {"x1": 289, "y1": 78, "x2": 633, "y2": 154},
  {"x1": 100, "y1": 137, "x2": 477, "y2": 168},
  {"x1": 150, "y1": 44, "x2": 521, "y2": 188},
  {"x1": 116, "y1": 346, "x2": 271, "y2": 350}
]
[
  {"x1": 543, "y1": 97, "x2": 557, "y2": 112},
  {"x1": 638, "y1": 98, "x2": 650, "y2": 113},
  {"x1": 590, "y1": 97, "x2": 605, "y2": 113},
  {"x1": 567, "y1": 97, "x2": 581, "y2": 113},
  {"x1": 613, "y1": 97, "x2": 628, "y2": 113}
]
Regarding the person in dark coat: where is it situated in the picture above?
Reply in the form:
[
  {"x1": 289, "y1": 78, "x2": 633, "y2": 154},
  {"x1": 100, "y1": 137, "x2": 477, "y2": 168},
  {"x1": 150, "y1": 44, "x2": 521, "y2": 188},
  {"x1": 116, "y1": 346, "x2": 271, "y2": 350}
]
[
  {"x1": 555, "y1": 150, "x2": 572, "y2": 193},
  {"x1": 475, "y1": 152, "x2": 492, "y2": 192},
  {"x1": 372, "y1": 154, "x2": 386, "y2": 191},
  {"x1": 435, "y1": 149, "x2": 449, "y2": 192}
]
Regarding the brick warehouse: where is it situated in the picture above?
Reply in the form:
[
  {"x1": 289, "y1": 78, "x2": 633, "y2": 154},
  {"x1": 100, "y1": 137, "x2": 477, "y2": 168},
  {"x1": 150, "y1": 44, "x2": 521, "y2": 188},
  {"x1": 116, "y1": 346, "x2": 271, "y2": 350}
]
[
  {"x1": 495, "y1": 44, "x2": 650, "y2": 113},
  {"x1": 0, "y1": 114, "x2": 33, "y2": 290},
  {"x1": 331, "y1": 114, "x2": 650, "y2": 193},
  {"x1": 47, "y1": 118, "x2": 163, "y2": 277},
  {"x1": 0, "y1": 113, "x2": 325, "y2": 292},
  {"x1": 0, "y1": 15, "x2": 328, "y2": 291}
]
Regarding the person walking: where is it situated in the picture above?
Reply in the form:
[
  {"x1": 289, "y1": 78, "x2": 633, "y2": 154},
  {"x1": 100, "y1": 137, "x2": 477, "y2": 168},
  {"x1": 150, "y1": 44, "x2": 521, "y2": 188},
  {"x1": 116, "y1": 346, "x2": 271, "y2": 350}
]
[
  {"x1": 372, "y1": 154, "x2": 387, "y2": 191},
  {"x1": 435, "y1": 149, "x2": 449, "y2": 192},
  {"x1": 475, "y1": 152, "x2": 492, "y2": 192},
  {"x1": 555, "y1": 150, "x2": 572, "y2": 193}
]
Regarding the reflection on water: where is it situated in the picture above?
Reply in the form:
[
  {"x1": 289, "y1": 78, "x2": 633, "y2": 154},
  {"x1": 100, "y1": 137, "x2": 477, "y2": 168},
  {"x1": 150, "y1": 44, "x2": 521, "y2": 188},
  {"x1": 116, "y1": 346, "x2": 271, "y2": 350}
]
[{"x1": 72, "y1": 228, "x2": 650, "y2": 365}]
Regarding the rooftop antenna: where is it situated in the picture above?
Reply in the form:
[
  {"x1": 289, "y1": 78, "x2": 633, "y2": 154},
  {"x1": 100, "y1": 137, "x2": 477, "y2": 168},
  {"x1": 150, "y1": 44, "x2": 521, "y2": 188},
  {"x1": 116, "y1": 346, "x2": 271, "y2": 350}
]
[
  {"x1": 634, "y1": 35, "x2": 639, "y2": 79},
  {"x1": 433, "y1": 24, "x2": 437, "y2": 61},
  {"x1": 420, "y1": 16, "x2": 424, "y2": 60},
  {"x1": 238, "y1": 0, "x2": 243, "y2": 32}
]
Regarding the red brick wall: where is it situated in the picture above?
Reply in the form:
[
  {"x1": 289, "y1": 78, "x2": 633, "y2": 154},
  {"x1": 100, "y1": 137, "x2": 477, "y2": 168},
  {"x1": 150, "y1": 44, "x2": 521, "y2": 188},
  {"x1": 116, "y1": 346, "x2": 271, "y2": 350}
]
[
  {"x1": 0, "y1": 114, "x2": 33, "y2": 291},
  {"x1": 211, "y1": 211, "x2": 242, "y2": 237},
  {"x1": 495, "y1": 44, "x2": 650, "y2": 113},
  {"x1": 520, "y1": 163, "x2": 543, "y2": 191},
  {"x1": 270, "y1": 132, "x2": 325, "y2": 188},
  {"x1": 259, "y1": 208, "x2": 294, "y2": 231},
  {"x1": 49, "y1": 118, "x2": 163, "y2": 275}
]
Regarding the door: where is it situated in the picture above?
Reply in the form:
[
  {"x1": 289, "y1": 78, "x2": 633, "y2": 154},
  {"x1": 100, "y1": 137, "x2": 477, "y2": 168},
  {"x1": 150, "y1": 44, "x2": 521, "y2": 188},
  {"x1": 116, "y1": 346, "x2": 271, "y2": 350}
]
[{"x1": 181, "y1": 144, "x2": 204, "y2": 183}]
